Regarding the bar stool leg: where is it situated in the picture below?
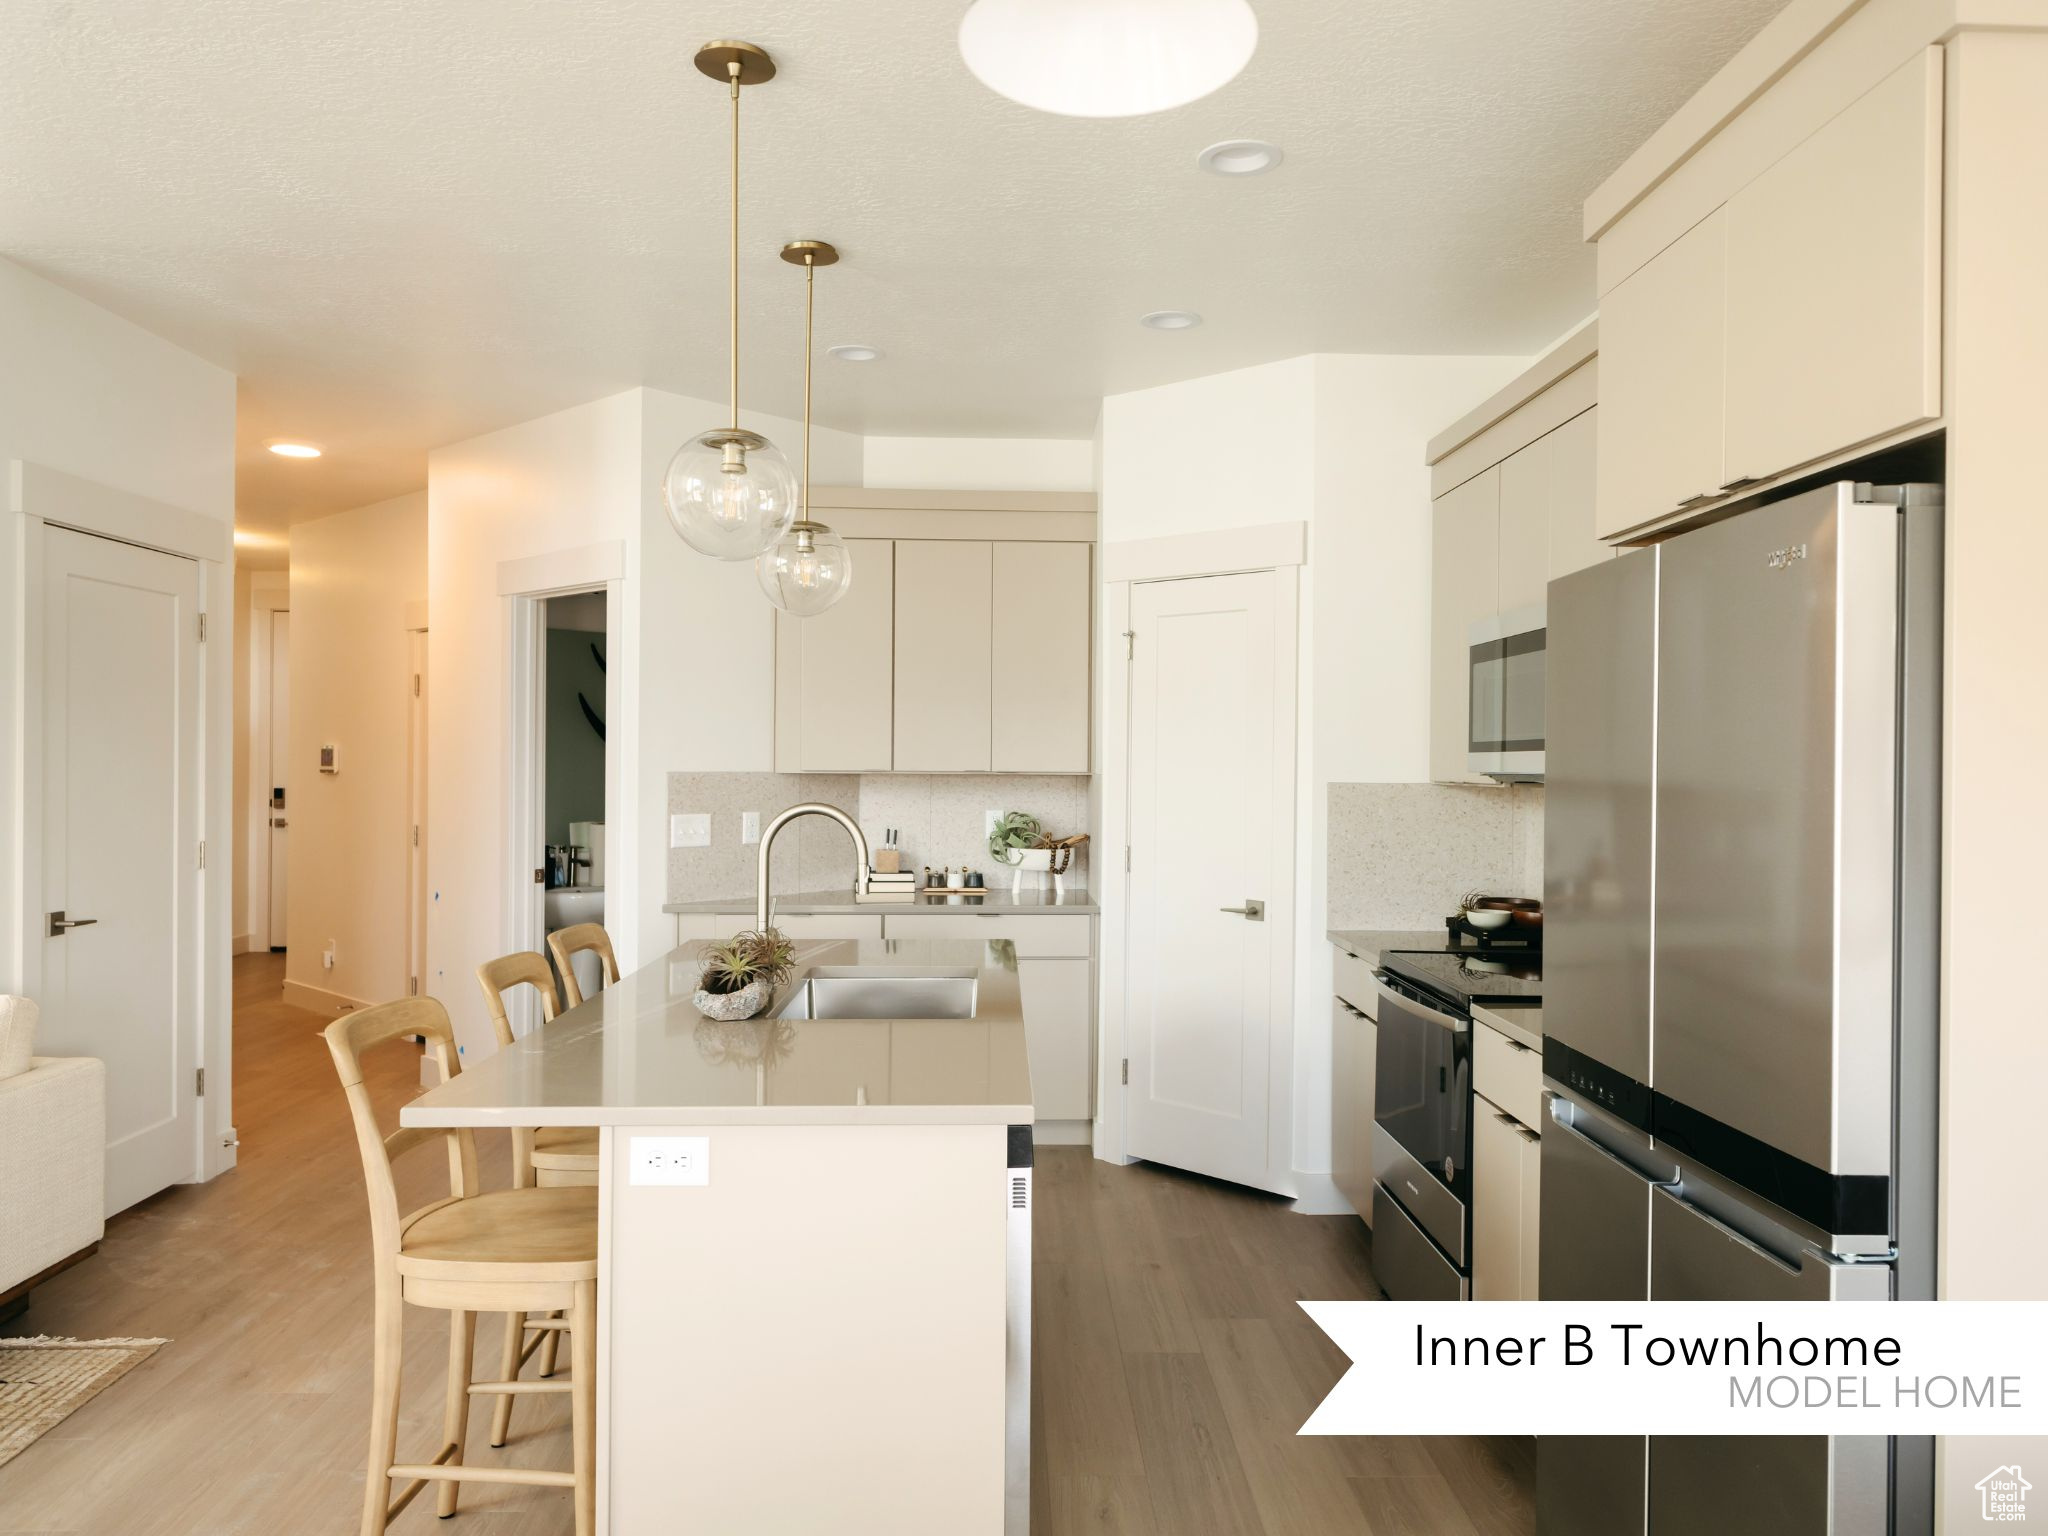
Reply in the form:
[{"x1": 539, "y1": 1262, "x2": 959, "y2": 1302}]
[
  {"x1": 361, "y1": 1283, "x2": 405, "y2": 1536},
  {"x1": 538, "y1": 1311, "x2": 563, "y2": 1378},
  {"x1": 570, "y1": 1279, "x2": 598, "y2": 1536},
  {"x1": 489, "y1": 1311, "x2": 525, "y2": 1448},
  {"x1": 437, "y1": 1308, "x2": 477, "y2": 1517}
]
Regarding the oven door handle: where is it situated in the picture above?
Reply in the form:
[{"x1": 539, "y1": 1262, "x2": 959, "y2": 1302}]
[{"x1": 1370, "y1": 974, "x2": 1466, "y2": 1033}]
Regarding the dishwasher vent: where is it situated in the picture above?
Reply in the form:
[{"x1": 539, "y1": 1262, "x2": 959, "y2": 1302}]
[{"x1": 1010, "y1": 1176, "x2": 1028, "y2": 1210}]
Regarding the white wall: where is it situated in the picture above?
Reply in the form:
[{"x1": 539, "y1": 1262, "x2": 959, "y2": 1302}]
[
  {"x1": 284, "y1": 492, "x2": 427, "y2": 1011},
  {"x1": 862, "y1": 436, "x2": 1093, "y2": 493},
  {"x1": 0, "y1": 253, "x2": 238, "y2": 1174},
  {"x1": 1098, "y1": 350, "x2": 1527, "y2": 1203},
  {"x1": 231, "y1": 561, "x2": 253, "y2": 949}
]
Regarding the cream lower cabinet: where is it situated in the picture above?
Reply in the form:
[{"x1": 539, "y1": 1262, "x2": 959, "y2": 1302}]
[
  {"x1": 1330, "y1": 993, "x2": 1376, "y2": 1223},
  {"x1": 1471, "y1": 1090, "x2": 1541, "y2": 1301}
]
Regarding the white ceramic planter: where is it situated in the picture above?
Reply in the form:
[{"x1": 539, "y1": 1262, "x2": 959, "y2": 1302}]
[{"x1": 996, "y1": 846, "x2": 1065, "y2": 898}]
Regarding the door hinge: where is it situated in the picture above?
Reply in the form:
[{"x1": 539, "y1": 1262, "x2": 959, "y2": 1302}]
[
  {"x1": 412, "y1": 824, "x2": 420, "y2": 848},
  {"x1": 1121, "y1": 1058, "x2": 1129, "y2": 1086},
  {"x1": 197, "y1": 613, "x2": 208, "y2": 643},
  {"x1": 197, "y1": 840, "x2": 206, "y2": 869},
  {"x1": 1123, "y1": 629, "x2": 1135, "y2": 660},
  {"x1": 1124, "y1": 846, "x2": 1131, "y2": 872},
  {"x1": 408, "y1": 975, "x2": 418, "y2": 997},
  {"x1": 195, "y1": 1067, "x2": 205, "y2": 1097},
  {"x1": 413, "y1": 673, "x2": 421, "y2": 697},
  {"x1": 534, "y1": 868, "x2": 546, "y2": 885}
]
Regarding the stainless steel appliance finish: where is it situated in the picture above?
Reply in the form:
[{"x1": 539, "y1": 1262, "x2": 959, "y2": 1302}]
[
  {"x1": 1468, "y1": 603, "x2": 1546, "y2": 780},
  {"x1": 1370, "y1": 971, "x2": 1473, "y2": 1278},
  {"x1": 1005, "y1": 1125, "x2": 1031, "y2": 1535},
  {"x1": 1653, "y1": 484, "x2": 1901, "y2": 1178},
  {"x1": 775, "y1": 968, "x2": 980, "y2": 1020},
  {"x1": 1543, "y1": 550, "x2": 1656, "y2": 1089},
  {"x1": 1370, "y1": 1181, "x2": 1466, "y2": 1300}
]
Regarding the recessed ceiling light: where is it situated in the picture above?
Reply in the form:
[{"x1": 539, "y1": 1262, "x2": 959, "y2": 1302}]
[
  {"x1": 1140, "y1": 311, "x2": 1204, "y2": 331},
  {"x1": 828, "y1": 344, "x2": 882, "y2": 363},
  {"x1": 959, "y1": 0, "x2": 1258, "y2": 119},
  {"x1": 1198, "y1": 139, "x2": 1283, "y2": 176},
  {"x1": 267, "y1": 441, "x2": 322, "y2": 459}
]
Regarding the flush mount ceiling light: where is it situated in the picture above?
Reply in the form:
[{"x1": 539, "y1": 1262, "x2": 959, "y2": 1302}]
[
  {"x1": 1140, "y1": 310, "x2": 1203, "y2": 330},
  {"x1": 827, "y1": 343, "x2": 881, "y2": 363},
  {"x1": 758, "y1": 242, "x2": 854, "y2": 618},
  {"x1": 959, "y1": 0, "x2": 1258, "y2": 119},
  {"x1": 662, "y1": 40, "x2": 797, "y2": 562},
  {"x1": 266, "y1": 441, "x2": 322, "y2": 459},
  {"x1": 1197, "y1": 138, "x2": 1282, "y2": 175}
]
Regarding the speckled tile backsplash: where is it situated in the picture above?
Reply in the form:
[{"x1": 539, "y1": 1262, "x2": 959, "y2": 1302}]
[
  {"x1": 1326, "y1": 782, "x2": 1544, "y2": 930},
  {"x1": 667, "y1": 772, "x2": 1091, "y2": 904}
]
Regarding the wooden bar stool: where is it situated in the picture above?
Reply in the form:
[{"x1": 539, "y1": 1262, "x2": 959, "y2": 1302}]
[
  {"x1": 546, "y1": 922, "x2": 619, "y2": 1008},
  {"x1": 324, "y1": 998, "x2": 597, "y2": 1536},
  {"x1": 476, "y1": 952, "x2": 600, "y2": 1441}
]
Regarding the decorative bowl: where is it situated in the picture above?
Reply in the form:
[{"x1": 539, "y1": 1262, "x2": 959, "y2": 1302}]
[
  {"x1": 693, "y1": 978, "x2": 772, "y2": 1021},
  {"x1": 1463, "y1": 909, "x2": 1512, "y2": 930}
]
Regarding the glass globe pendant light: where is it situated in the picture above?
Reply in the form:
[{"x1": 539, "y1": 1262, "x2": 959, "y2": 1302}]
[
  {"x1": 758, "y1": 241, "x2": 855, "y2": 617},
  {"x1": 959, "y1": 0, "x2": 1258, "y2": 119},
  {"x1": 662, "y1": 41, "x2": 797, "y2": 561}
]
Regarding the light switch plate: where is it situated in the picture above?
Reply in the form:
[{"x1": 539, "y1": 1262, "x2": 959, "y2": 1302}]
[
  {"x1": 742, "y1": 810, "x2": 760, "y2": 844},
  {"x1": 670, "y1": 812, "x2": 711, "y2": 848},
  {"x1": 629, "y1": 1135, "x2": 710, "y2": 1187}
]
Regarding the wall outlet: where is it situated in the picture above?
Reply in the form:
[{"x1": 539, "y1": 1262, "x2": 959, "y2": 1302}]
[
  {"x1": 629, "y1": 1135, "x2": 711, "y2": 1187},
  {"x1": 670, "y1": 812, "x2": 711, "y2": 849},
  {"x1": 741, "y1": 810, "x2": 760, "y2": 844},
  {"x1": 323, "y1": 941, "x2": 336, "y2": 971}
]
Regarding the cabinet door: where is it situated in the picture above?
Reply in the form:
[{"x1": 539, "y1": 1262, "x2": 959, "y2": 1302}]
[
  {"x1": 991, "y1": 541, "x2": 1090, "y2": 773},
  {"x1": 1428, "y1": 467, "x2": 1499, "y2": 784},
  {"x1": 1517, "y1": 1120, "x2": 1542, "y2": 1300},
  {"x1": 1018, "y1": 956, "x2": 1092, "y2": 1121},
  {"x1": 1496, "y1": 440, "x2": 1549, "y2": 618},
  {"x1": 1596, "y1": 208, "x2": 1727, "y2": 537},
  {"x1": 1471, "y1": 1094, "x2": 1524, "y2": 1300},
  {"x1": 893, "y1": 541, "x2": 993, "y2": 772},
  {"x1": 1723, "y1": 50, "x2": 1941, "y2": 486},
  {"x1": 774, "y1": 538, "x2": 894, "y2": 771},
  {"x1": 1331, "y1": 997, "x2": 1376, "y2": 1221},
  {"x1": 1545, "y1": 408, "x2": 1607, "y2": 581}
]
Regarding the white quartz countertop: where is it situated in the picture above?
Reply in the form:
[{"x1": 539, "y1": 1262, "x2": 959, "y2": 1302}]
[
  {"x1": 665, "y1": 886, "x2": 1099, "y2": 916},
  {"x1": 401, "y1": 939, "x2": 1033, "y2": 1130}
]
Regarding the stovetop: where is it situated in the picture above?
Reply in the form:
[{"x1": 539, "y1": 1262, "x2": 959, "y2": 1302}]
[{"x1": 1382, "y1": 948, "x2": 1543, "y2": 1008}]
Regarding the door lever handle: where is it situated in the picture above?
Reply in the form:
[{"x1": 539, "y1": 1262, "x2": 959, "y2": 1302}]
[
  {"x1": 1218, "y1": 899, "x2": 1265, "y2": 921},
  {"x1": 47, "y1": 910, "x2": 99, "y2": 936}
]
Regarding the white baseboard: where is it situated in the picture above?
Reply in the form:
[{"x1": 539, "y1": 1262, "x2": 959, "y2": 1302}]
[
  {"x1": 1032, "y1": 1119, "x2": 1092, "y2": 1146},
  {"x1": 279, "y1": 978, "x2": 374, "y2": 1018},
  {"x1": 1289, "y1": 1168, "x2": 1359, "y2": 1217},
  {"x1": 232, "y1": 932, "x2": 254, "y2": 956}
]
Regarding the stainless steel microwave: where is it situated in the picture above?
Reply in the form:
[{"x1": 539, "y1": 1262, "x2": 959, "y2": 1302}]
[{"x1": 1468, "y1": 604, "x2": 1544, "y2": 780}]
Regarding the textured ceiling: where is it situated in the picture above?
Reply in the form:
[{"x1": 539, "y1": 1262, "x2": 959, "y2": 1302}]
[{"x1": 0, "y1": 0, "x2": 1785, "y2": 534}]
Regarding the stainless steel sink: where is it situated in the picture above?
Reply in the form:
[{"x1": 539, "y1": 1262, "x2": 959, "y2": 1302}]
[{"x1": 776, "y1": 967, "x2": 979, "y2": 1020}]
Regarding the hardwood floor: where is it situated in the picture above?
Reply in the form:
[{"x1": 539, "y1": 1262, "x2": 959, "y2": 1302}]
[{"x1": 0, "y1": 952, "x2": 1533, "y2": 1534}]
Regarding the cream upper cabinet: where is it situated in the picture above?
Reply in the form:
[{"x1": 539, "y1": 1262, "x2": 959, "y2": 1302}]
[
  {"x1": 1723, "y1": 51, "x2": 1942, "y2": 487},
  {"x1": 1429, "y1": 466, "x2": 1499, "y2": 784},
  {"x1": 1596, "y1": 207, "x2": 1728, "y2": 538},
  {"x1": 1496, "y1": 440, "x2": 1550, "y2": 617},
  {"x1": 894, "y1": 540, "x2": 994, "y2": 772},
  {"x1": 774, "y1": 538, "x2": 895, "y2": 772},
  {"x1": 1545, "y1": 407, "x2": 1606, "y2": 582},
  {"x1": 990, "y1": 541, "x2": 1091, "y2": 773}
]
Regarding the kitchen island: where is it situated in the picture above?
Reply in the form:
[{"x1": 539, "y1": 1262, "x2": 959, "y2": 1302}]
[{"x1": 403, "y1": 938, "x2": 1033, "y2": 1536}]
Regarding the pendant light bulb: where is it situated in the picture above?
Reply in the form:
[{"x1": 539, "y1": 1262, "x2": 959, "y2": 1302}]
[
  {"x1": 759, "y1": 240, "x2": 854, "y2": 617},
  {"x1": 665, "y1": 42, "x2": 796, "y2": 561}
]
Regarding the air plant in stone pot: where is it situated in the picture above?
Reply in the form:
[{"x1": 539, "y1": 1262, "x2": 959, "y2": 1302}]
[{"x1": 692, "y1": 929, "x2": 797, "y2": 1022}]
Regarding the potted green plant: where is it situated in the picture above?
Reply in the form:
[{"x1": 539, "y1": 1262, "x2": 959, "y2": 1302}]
[
  {"x1": 692, "y1": 929, "x2": 797, "y2": 1021},
  {"x1": 986, "y1": 811, "x2": 1042, "y2": 865}
]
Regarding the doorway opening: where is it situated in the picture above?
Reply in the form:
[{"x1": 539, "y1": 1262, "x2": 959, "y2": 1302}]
[{"x1": 536, "y1": 590, "x2": 608, "y2": 1011}]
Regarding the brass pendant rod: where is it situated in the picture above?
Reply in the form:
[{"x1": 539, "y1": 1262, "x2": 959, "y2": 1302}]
[
  {"x1": 728, "y1": 64, "x2": 741, "y2": 432},
  {"x1": 802, "y1": 253, "x2": 814, "y2": 521}
]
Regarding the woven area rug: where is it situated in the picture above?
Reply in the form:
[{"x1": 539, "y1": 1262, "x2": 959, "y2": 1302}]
[{"x1": 0, "y1": 1335, "x2": 167, "y2": 1466}]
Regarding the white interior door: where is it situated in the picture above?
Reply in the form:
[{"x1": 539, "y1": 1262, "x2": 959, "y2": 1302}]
[
  {"x1": 39, "y1": 526, "x2": 202, "y2": 1215},
  {"x1": 1124, "y1": 569, "x2": 1288, "y2": 1190},
  {"x1": 407, "y1": 630, "x2": 428, "y2": 997},
  {"x1": 266, "y1": 609, "x2": 289, "y2": 948}
]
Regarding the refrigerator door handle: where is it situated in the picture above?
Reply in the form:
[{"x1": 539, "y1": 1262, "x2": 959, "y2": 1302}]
[
  {"x1": 1544, "y1": 1092, "x2": 1676, "y2": 1187},
  {"x1": 1371, "y1": 974, "x2": 1465, "y2": 1034},
  {"x1": 1654, "y1": 1181, "x2": 1807, "y2": 1277}
]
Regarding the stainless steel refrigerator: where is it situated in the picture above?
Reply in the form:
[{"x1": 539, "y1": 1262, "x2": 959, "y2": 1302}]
[{"x1": 1537, "y1": 481, "x2": 1941, "y2": 1536}]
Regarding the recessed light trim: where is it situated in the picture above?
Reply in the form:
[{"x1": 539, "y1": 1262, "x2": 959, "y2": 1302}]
[
  {"x1": 1198, "y1": 139, "x2": 1283, "y2": 176},
  {"x1": 827, "y1": 344, "x2": 882, "y2": 363},
  {"x1": 1140, "y1": 310, "x2": 1204, "y2": 331},
  {"x1": 267, "y1": 441, "x2": 323, "y2": 459}
]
